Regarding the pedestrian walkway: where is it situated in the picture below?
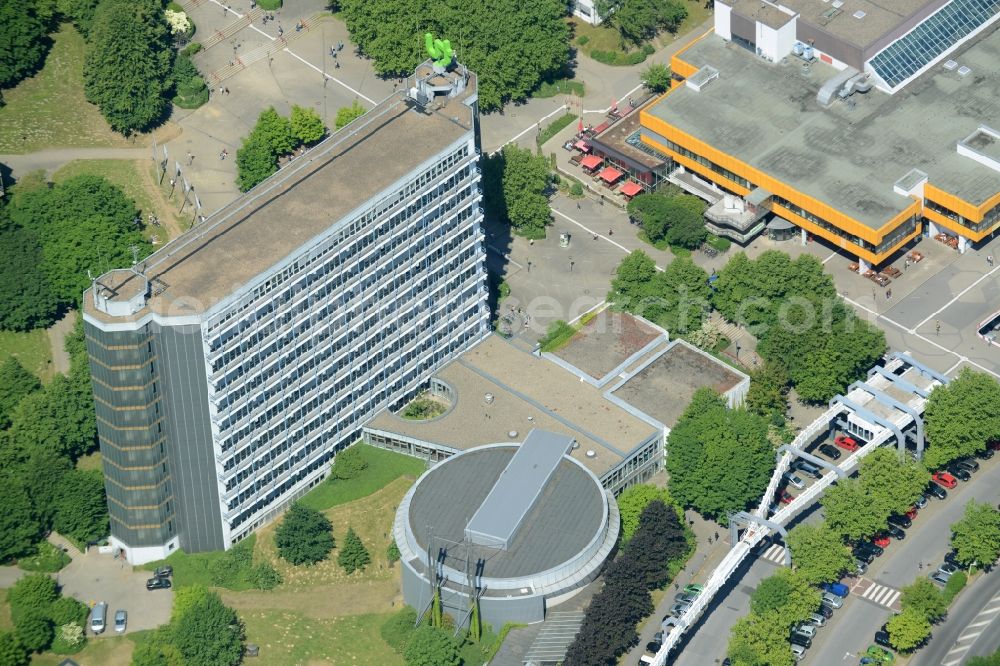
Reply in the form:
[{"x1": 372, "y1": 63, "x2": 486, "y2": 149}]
[
  {"x1": 853, "y1": 578, "x2": 902, "y2": 610},
  {"x1": 523, "y1": 610, "x2": 586, "y2": 664},
  {"x1": 760, "y1": 543, "x2": 788, "y2": 567},
  {"x1": 941, "y1": 591, "x2": 1000, "y2": 666}
]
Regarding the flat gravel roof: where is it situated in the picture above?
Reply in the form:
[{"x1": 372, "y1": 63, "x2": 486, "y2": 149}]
[{"x1": 408, "y1": 446, "x2": 605, "y2": 579}]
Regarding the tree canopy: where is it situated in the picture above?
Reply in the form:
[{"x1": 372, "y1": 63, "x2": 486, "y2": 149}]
[
  {"x1": 745, "y1": 361, "x2": 790, "y2": 420},
  {"x1": 727, "y1": 611, "x2": 794, "y2": 666},
  {"x1": 667, "y1": 388, "x2": 775, "y2": 522},
  {"x1": 616, "y1": 483, "x2": 672, "y2": 544},
  {"x1": 0, "y1": 359, "x2": 41, "y2": 429},
  {"x1": 900, "y1": 577, "x2": 948, "y2": 621},
  {"x1": 339, "y1": 0, "x2": 570, "y2": 111},
  {"x1": 402, "y1": 625, "x2": 461, "y2": 666},
  {"x1": 886, "y1": 607, "x2": 931, "y2": 653},
  {"x1": 83, "y1": 0, "x2": 173, "y2": 134},
  {"x1": 275, "y1": 502, "x2": 335, "y2": 565},
  {"x1": 785, "y1": 523, "x2": 853, "y2": 585},
  {"x1": 291, "y1": 105, "x2": 326, "y2": 144},
  {"x1": 338, "y1": 527, "x2": 371, "y2": 574},
  {"x1": 628, "y1": 193, "x2": 706, "y2": 248},
  {"x1": 237, "y1": 106, "x2": 330, "y2": 191},
  {"x1": 334, "y1": 101, "x2": 366, "y2": 130},
  {"x1": 923, "y1": 369, "x2": 1000, "y2": 469},
  {"x1": 484, "y1": 145, "x2": 551, "y2": 238},
  {"x1": 0, "y1": 0, "x2": 52, "y2": 90},
  {"x1": 52, "y1": 469, "x2": 109, "y2": 544},
  {"x1": 171, "y1": 591, "x2": 245, "y2": 666},
  {"x1": 950, "y1": 501, "x2": 1000, "y2": 568},
  {"x1": 749, "y1": 569, "x2": 821, "y2": 629},
  {"x1": 641, "y1": 62, "x2": 672, "y2": 92},
  {"x1": 0, "y1": 219, "x2": 58, "y2": 331},
  {"x1": 609, "y1": 251, "x2": 711, "y2": 335},
  {"x1": 602, "y1": 0, "x2": 689, "y2": 46},
  {"x1": 623, "y1": 499, "x2": 689, "y2": 589},
  {"x1": 331, "y1": 446, "x2": 368, "y2": 480}
]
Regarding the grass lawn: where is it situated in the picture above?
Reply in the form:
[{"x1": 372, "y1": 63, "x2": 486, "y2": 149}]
[
  {"x1": 0, "y1": 25, "x2": 135, "y2": 153},
  {"x1": 52, "y1": 159, "x2": 183, "y2": 241},
  {"x1": 0, "y1": 327, "x2": 54, "y2": 382},
  {"x1": 76, "y1": 451, "x2": 103, "y2": 471},
  {"x1": 0, "y1": 590, "x2": 12, "y2": 632},
  {"x1": 298, "y1": 444, "x2": 427, "y2": 512},
  {"x1": 31, "y1": 634, "x2": 137, "y2": 666},
  {"x1": 139, "y1": 534, "x2": 259, "y2": 591},
  {"x1": 240, "y1": 609, "x2": 403, "y2": 666},
  {"x1": 571, "y1": 0, "x2": 713, "y2": 60}
]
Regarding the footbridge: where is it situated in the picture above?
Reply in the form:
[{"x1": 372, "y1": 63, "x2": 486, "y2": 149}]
[{"x1": 651, "y1": 352, "x2": 948, "y2": 663}]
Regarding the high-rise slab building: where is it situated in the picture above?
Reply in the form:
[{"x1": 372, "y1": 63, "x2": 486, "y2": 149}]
[{"x1": 83, "y1": 63, "x2": 489, "y2": 564}]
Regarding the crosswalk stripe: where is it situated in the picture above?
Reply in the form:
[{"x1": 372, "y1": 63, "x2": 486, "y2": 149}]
[
  {"x1": 859, "y1": 582, "x2": 901, "y2": 608},
  {"x1": 883, "y1": 590, "x2": 900, "y2": 607}
]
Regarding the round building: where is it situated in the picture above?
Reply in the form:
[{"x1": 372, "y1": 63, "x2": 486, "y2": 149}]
[{"x1": 393, "y1": 430, "x2": 619, "y2": 628}]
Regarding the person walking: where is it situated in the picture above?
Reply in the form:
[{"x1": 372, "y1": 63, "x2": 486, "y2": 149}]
[
  {"x1": 936, "y1": 320, "x2": 941, "y2": 335},
  {"x1": 186, "y1": 151, "x2": 194, "y2": 165},
  {"x1": 988, "y1": 255, "x2": 994, "y2": 267}
]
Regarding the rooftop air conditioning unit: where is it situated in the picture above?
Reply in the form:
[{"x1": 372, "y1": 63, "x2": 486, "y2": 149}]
[{"x1": 943, "y1": 59, "x2": 959, "y2": 71}]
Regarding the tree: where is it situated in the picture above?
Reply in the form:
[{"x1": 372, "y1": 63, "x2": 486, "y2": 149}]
[
  {"x1": 8, "y1": 174, "x2": 148, "y2": 309},
  {"x1": 338, "y1": 527, "x2": 371, "y2": 574},
  {"x1": 899, "y1": 577, "x2": 947, "y2": 621},
  {"x1": 749, "y1": 569, "x2": 821, "y2": 628},
  {"x1": 950, "y1": 501, "x2": 1000, "y2": 569},
  {"x1": 616, "y1": 484, "x2": 672, "y2": 543},
  {"x1": 497, "y1": 145, "x2": 550, "y2": 238},
  {"x1": 83, "y1": 0, "x2": 173, "y2": 134},
  {"x1": 786, "y1": 523, "x2": 853, "y2": 585},
  {"x1": 0, "y1": 479, "x2": 45, "y2": 561},
  {"x1": 290, "y1": 105, "x2": 325, "y2": 144},
  {"x1": 886, "y1": 607, "x2": 931, "y2": 652},
  {"x1": 0, "y1": 358, "x2": 40, "y2": 429},
  {"x1": 386, "y1": 540, "x2": 401, "y2": 564},
  {"x1": 822, "y1": 478, "x2": 888, "y2": 542},
  {"x1": 52, "y1": 469, "x2": 109, "y2": 544},
  {"x1": 628, "y1": 193, "x2": 673, "y2": 242},
  {"x1": 0, "y1": 1, "x2": 50, "y2": 89},
  {"x1": 663, "y1": 196, "x2": 707, "y2": 249},
  {"x1": 339, "y1": 0, "x2": 569, "y2": 112},
  {"x1": 0, "y1": 632, "x2": 27, "y2": 666},
  {"x1": 857, "y1": 448, "x2": 929, "y2": 517},
  {"x1": 647, "y1": 256, "x2": 710, "y2": 334},
  {"x1": 331, "y1": 446, "x2": 368, "y2": 480},
  {"x1": 6, "y1": 372, "x2": 98, "y2": 462},
  {"x1": 727, "y1": 612, "x2": 794, "y2": 666},
  {"x1": 275, "y1": 502, "x2": 335, "y2": 565},
  {"x1": 334, "y1": 101, "x2": 365, "y2": 130},
  {"x1": 0, "y1": 222, "x2": 59, "y2": 331},
  {"x1": 402, "y1": 625, "x2": 461, "y2": 666},
  {"x1": 667, "y1": 388, "x2": 774, "y2": 522},
  {"x1": 641, "y1": 62, "x2": 672, "y2": 93},
  {"x1": 624, "y1": 499, "x2": 688, "y2": 589},
  {"x1": 607, "y1": 0, "x2": 688, "y2": 45},
  {"x1": 609, "y1": 250, "x2": 658, "y2": 307},
  {"x1": 7, "y1": 574, "x2": 58, "y2": 625},
  {"x1": 235, "y1": 134, "x2": 278, "y2": 192},
  {"x1": 924, "y1": 369, "x2": 1000, "y2": 469},
  {"x1": 130, "y1": 636, "x2": 171, "y2": 666},
  {"x1": 968, "y1": 650, "x2": 1000, "y2": 666},
  {"x1": 48, "y1": 597, "x2": 89, "y2": 628},
  {"x1": 14, "y1": 615, "x2": 52, "y2": 654},
  {"x1": 58, "y1": 0, "x2": 101, "y2": 36},
  {"x1": 171, "y1": 591, "x2": 245, "y2": 666},
  {"x1": 746, "y1": 361, "x2": 790, "y2": 419},
  {"x1": 253, "y1": 107, "x2": 296, "y2": 156},
  {"x1": 171, "y1": 54, "x2": 207, "y2": 109}
]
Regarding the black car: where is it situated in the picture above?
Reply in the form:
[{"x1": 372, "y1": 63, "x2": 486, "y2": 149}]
[
  {"x1": 146, "y1": 577, "x2": 171, "y2": 591},
  {"x1": 874, "y1": 629, "x2": 892, "y2": 648},
  {"x1": 886, "y1": 524, "x2": 906, "y2": 540},
  {"x1": 926, "y1": 483, "x2": 948, "y2": 500},
  {"x1": 790, "y1": 633, "x2": 812, "y2": 649},
  {"x1": 947, "y1": 464, "x2": 972, "y2": 481},
  {"x1": 154, "y1": 565, "x2": 173, "y2": 578},
  {"x1": 818, "y1": 443, "x2": 842, "y2": 460},
  {"x1": 646, "y1": 641, "x2": 662, "y2": 653},
  {"x1": 816, "y1": 604, "x2": 833, "y2": 619},
  {"x1": 888, "y1": 514, "x2": 912, "y2": 529},
  {"x1": 854, "y1": 548, "x2": 876, "y2": 564},
  {"x1": 954, "y1": 457, "x2": 979, "y2": 472},
  {"x1": 855, "y1": 542, "x2": 884, "y2": 558},
  {"x1": 944, "y1": 550, "x2": 966, "y2": 568},
  {"x1": 976, "y1": 447, "x2": 994, "y2": 460}
]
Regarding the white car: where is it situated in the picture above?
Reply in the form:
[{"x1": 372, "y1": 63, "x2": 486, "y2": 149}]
[
  {"x1": 806, "y1": 612, "x2": 826, "y2": 627},
  {"x1": 793, "y1": 623, "x2": 816, "y2": 638},
  {"x1": 782, "y1": 472, "x2": 806, "y2": 490},
  {"x1": 791, "y1": 643, "x2": 806, "y2": 661},
  {"x1": 821, "y1": 592, "x2": 844, "y2": 609}
]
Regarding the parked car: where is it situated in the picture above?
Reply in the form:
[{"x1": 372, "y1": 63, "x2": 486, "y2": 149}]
[
  {"x1": 929, "y1": 571, "x2": 952, "y2": 586},
  {"x1": 114, "y1": 609, "x2": 127, "y2": 633},
  {"x1": 154, "y1": 565, "x2": 173, "y2": 578},
  {"x1": 779, "y1": 489, "x2": 795, "y2": 504},
  {"x1": 835, "y1": 435, "x2": 860, "y2": 451},
  {"x1": 862, "y1": 645, "x2": 895, "y2": 664},
  {"x1": 790, "y1": 643, "x2": 806, "y2": 661},
  {"x1": 946, "y1": 464, "x2": 972, "y2": 481},
  {"x1": 854, "y1": 548, "x2": 876, "y2": 564},
  {"x1": 146, "y1": 577, "x2": 171, "y2": 591},
  {"x1": 856, "y1": 542, "x2": 884, "y2": 558},
  {"x1": 816, "y1": 603, "x2": 833, "y2": 619},
  {"x1": 854, "y1": 559, "x2": 868, "y2": 575},
  {"x1": 675, "y1": 592, "x2": 698, "y2": 604},
  {"x1": 872, "y1": 534, "x2": 891, "y2": 548},
  {"x1": 914, "y1": 494, "x2": 928, "y2": 509},
  {"x1": 954, "y1": 457, "x2": 979, "y2": 472},
  {"x1": 819, "y1": 443, "x2": 842, "y2": 460},
  {"x1": 976, "y1": 447, "x2": 995, "y2": 460},
  {"x1": 683, "y1": 584, "x2": 704, "y2": 596},
  {"x1": 886, "y1": 524, "x2": 906, "y2": 540},
  {"x1": 874, "y1": 628, "x2": 892, "y2": 648},
  {"x1": 793, "y1": 623, "x2": 817, "y2": 638},
  {"x1": 669, "y1": 601, "x2": 692, "y2": 616},
  {"x1": 905, "y1": 506, "x2": 919, "y2": 520},
  {"x1": 938, "y1": 562, "x2": 959, "y2": 575},
  {"x1": 988, "y1": 439, "x2": 1000, "y2": 451},
  {"x1": 806, "y1": 612, "x2": 827, "y2": 627},
  {"x1": 888, "y1": 514, "x2": 912, "y2": 529},
  {"x1": 926, "y1": 482, "x2": 948, "y2": 500},
  {"x1": 783, "y1": 472, "x2": 806, "y2": 490},
  {"x1": 793, "y1": 460, "x2": 823, "y2": 479},
  {"x1": 821, "y1": 592, "x2": 844, "y2": 609},
  {"x1": 790, "y1": 633, "x2": 812, "y2": 648},
  {"x1": 944, "y1": 550, "x2": 965, "y2": 568},
  {"x1": 646, "y1": 641, "x2": 662, "y2": 653},
  {"x1": 89, "y1": 602, "x2": 108, "y2": 635},
  {"x1": 822, "y1": 582, "x2": 850, "y2": 598},
  {"x1": 931, "y1": 471, "x2": 957, "y2": 489}
]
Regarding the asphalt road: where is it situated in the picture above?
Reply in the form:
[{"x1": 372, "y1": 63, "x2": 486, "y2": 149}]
[
  {"x1": 805, "y1": 454, "x2": 1000, "y2": 666},
  {"x1": 914, "y1": 567, "x2": 1000, "y2": 666}
]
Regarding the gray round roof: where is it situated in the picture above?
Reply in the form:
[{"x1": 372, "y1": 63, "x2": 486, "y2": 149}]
[{"x1": 406, "y1": 445, "x2": 606, "y2": 579}]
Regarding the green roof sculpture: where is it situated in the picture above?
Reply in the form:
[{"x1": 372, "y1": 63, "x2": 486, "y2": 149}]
[{"x1": 425, "y1": 33, "x2": 453, "y2": 72}]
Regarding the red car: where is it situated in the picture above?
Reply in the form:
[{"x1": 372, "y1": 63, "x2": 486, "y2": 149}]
[
  {"x1": 932, "y1": 471, "x2": 957, "y2": 489},
  {"x1": 905, "y1": 507, "x2": 918, "y2": 520},
  {"x1": 779, "y1": 490, "x2": 794, "y2": 505},
  {"x1": 872, "y1": 534, "x2": 891, "y2": 548},
  {"x1": 988, "y1": 439, "x2": 1000, "y2": 451},
  {"x1": 835, "y1": 435, "x2": 860, "y2": 451}
]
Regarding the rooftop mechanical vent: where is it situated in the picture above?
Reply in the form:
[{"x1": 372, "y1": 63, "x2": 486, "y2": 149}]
[
  {"x1": 832, "y1": 0, "x2": 844, "y2": 7},
  {"x1": 958, "y1": 66, "x2": 972, "y2": 77},
  {"x1": 853, "y1": 10, "x2": 866, "y2": 18},
  {"x1": 943, "y1": 59, "x2": 959, "y2": 70}
]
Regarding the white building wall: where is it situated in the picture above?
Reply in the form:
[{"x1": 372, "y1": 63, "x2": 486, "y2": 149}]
[{"x1": 715, "y1": 1, "x2": 732, "y2": 40}]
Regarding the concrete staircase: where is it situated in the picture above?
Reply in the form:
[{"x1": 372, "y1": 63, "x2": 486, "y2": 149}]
[
  {"x1": 199, "y1": 8, "x2": 263, "y2": 51},
  {"x1": 205, "y1": 13, "x2": 320, "y2": 84}
]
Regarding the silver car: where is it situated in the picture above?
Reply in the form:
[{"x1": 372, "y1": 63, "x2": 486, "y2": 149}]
[
  {"x1": 114, "y1": 609, "x2": 127, "y2": 633},
  {"x1": 929, "y1": 570, "x2": 951, "y2": 585},
  {"x1": 791, "y1": 643, "x2": 806, "y2": 661},
  {"x1": 783, "y1": 472, "x2": 806, "y2": 490},
  {"x1": 805, "y1": 612, "x2": 826, "y2": 627},
  {"x1": 793, "y1": 623, "x2": 816, "y2": 638},
  {"x1": 821, "y1": 592, "x2": 844, "y2": 609},
  {"x1": 669, "y1": 601, "x2": 693, "y2": 616}
]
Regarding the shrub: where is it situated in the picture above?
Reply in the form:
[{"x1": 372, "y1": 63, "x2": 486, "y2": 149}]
[
  {"x1": 48, "y1": 597, "x2": 89, "y2": 628},
  {"x1": 257, "y1": 0, "x2": 282, "y2": 8},
  {"x1": 538, "y1": 319, "x2": 576, "y2": 352},
  {"x1": 174, "y1": 77, "x2": 209, "y2": 108},
  {"x1": 17, "y1": 542, "x2": 71, "y2": 573},
  {"x1": 167, "y1": 1, "x2": 184, "y2": 11},
  {"x1": 533, "y1": 78, "x2": 585, "y2": 99},
  {"x1": 536, "y1": 113, "x2": 576, "y2": 148},
  {"x1": 181, "y1": 42, "x2": 202, "y2": 57},
  {"x1": 941, "y1": 570, "x2": 967, "y2": 604},
  {"x1": 0, "y1": 631, "x2": 28, "y2": 666},
  {"x1": 14, "y1": 614, "x2": 53, "y2": 653},
  {"x1": 331, "y1": 446, "x2": 369, "y2": 480},
  {"x1": 386, "y1": 540, "x2": 401, "y2": 564},
  {"x1": 576, "y1": 35, "x2": 590, "y2": 46},
  {"x1": 8, "y1": 574, "x2": 58, "y2": 624},
  {"x1": 380, "y1": 607, "x2": 418, "y2": 654},
  {"x1": 275, "y1": 503, "x2": 334, "y2": 565},
  {"x1": 570, "y1": 182, "x2": 584, "y2": 197},
  {"x1": 49, "y1": 623, "x2": 85, "y2": 655},
  {"x1": 247, "y1": 563, "x2": 282, "y2": 590}
]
